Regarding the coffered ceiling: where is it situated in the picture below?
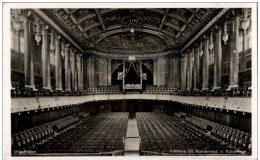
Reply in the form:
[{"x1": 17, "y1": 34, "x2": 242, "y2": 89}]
[{"x1": 40, "y1": 8, "x2": 222, "y2": 54}]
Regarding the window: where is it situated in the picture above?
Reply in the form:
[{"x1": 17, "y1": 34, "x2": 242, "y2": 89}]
[
  {"x1": 245, "y1": 54, "x2": 251, "y2": 70},
  {"x1": 36, "y1": 68, "x2": 41, "y2": 75},
  {"x1": 21, "y1": 64, "x2": 24, "y2": 73},
  {"x1": 11, "y1": 60, "x2": 17, "y2": 70},
  {"x1": 239, "y1": 58, "x2": 241, "y2": 71},
  {"x1": 51, "y1": 71, "x2": 54, "y2": 78},
  {"x1": 246, "y1": 60, "x2": 251, "y2": 69},
  {"x1": 223, "y1": 67, "x2": 227, "y2": 75}
]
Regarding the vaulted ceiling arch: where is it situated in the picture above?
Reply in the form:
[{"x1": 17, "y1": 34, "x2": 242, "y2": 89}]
[
  {"x1": 36, "y1": 8, "x2": 224, "y2": 56},
  {"x1": 95, "y1": 28, "x2": 167, "y2": 45}
]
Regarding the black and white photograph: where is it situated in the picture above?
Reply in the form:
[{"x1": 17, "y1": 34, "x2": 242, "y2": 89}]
[{"x1": 2, "y1": 2, "x2": 257, "y2": 159}]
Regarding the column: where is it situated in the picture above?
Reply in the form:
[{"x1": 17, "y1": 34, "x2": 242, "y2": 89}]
[
  {"x1": 122, "y1": 61, "x2": 126, "y2": 92},
  {"x1": 83, "y1": 58, "x2": 88, "y2": 89},
  {"x1": 193, "y1": 47, "x2": 200, "y2": 90},
  {"x1": 77, "y1": 54, "x2": 82, "y2": 90},
  {"x1": 47, "y1": 49, "x2": 51, "y2": 91},
  {"x1": 140, "y1": 60, "x2": 143, "y2": 87},
  {"x1": 228, "y1": 16, "x2": 239, "y2": 89},
  {"x1": 74, "y1": 52, "x2": 78, "y2": 91},
  {"x1": 153, "y1": 60, "x2": 157, "y2": 86},
  {"x1": 95, "y1": 58, "x2": 107, "y2": 86},
  {"x1": 70, "y1": 48, "x2": 76, "y2": 91},
  {"x1": 41, "y1": 26, "x2": 51, "y2": 91},
  {"x1": 87, "y1": 57, "x2": 95, "y2": 88},
  {"x1": 80, "y1": 55, "x2": 83, "y2": 89},
  {"x1": 169, "y1": 58, "x2": 175, "y2": 88},
  {"x1": 81, "y1": 58, "x2": 84, "y2": 89},
  {"x1": 55, "y1": 35, "x2": 62, "y2": 91},
  {"x1": 13, "y1": 24, "x2": 21, "y2": 72},
  {"x1": 175, "y1": 60, "x2": 180, "y2": 88},
  {"x1": 65, "y1": 43, "x2": 71, "y2": 92},
  {"x1": 61, "y1": 41, "x2": 65, "y2": 90},
  {"x1": 241, "y1": 30, "x2": 248, "y2": 72},
  {"x1": 49, "y1": 32, "x2": 55, "y2": 91},
  {"x1": 241, "y1": 9, "x2": 250, "y2": 72},
  {"x1": 213, "y1": 29, "x2": 222, "y2": 89},
  {"x1": 181, "y1": 54, "x2": 187, "y2": 89},
  {"x1": 74, "y1": 64, "x2": 78, "y2": 91},
  {"x1": 23, "y1": 12, "x2": 36, "y2": 90},
  {"x1": 107, "y1": 59, "x2": 112, "y2": 86},
  {"x1": 202, "y1": 38, "x2": 209, "y2": 91},
  {"x1": 186, "y1": 54, "x2": 190, "y2": 90},
  {"x1": 157, "y1": 58, "x2": 168, "y2": 86},
  {"x1": 187, "y1": 49, "x2": 193, "y2": 90}
]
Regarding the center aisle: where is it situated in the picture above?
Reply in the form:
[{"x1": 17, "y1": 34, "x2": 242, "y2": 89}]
[{"x1": 124, "y1": 113, "x2": 140, "y2": 156}]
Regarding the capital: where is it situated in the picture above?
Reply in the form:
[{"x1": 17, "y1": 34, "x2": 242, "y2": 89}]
[
  {"x1": 55, "y1": 35, "x2": 61, "y2": 43},
  {"x1": 13, "y1": 21, "x2": 22, "y2": 32},
  {"x1": 41, "y1": 25, "x2": 49, "y2": 35},
  {"x1": 22, "y1": 10, "x2": 34, "y2": 21}
]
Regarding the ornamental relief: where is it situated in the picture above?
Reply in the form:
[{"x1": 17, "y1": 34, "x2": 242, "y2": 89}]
[{"x1": 96, "y1": 33, "x2": 166, "y2": 50}]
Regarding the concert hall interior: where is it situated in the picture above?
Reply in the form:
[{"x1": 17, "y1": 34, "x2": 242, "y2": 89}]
[{"x1": 10, "y1": 8, "x2": 252, "y2": 156}]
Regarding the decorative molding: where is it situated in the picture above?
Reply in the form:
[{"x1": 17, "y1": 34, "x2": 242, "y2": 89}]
[
  {"x1": 95, "y1": 28, "x2": 166, "y2": 44},
  {"x1": 91, "y1": 50, "x2": 178, "y2": 58},
  {"x1": 32, "y1": 9, "x2": 84, "y2": 53},
  {"x1": 11, "y1": 94, "x2": 251, "y2": 113},
  {"x1": 94, "y1": 9, "x2": 106, "y2": 31},
  {"x1": 159, "y1": 9, "x2": 169, "y2": 31},
  {"x1": 181, "y1": 8, "x2": 229, "y2": 53}
]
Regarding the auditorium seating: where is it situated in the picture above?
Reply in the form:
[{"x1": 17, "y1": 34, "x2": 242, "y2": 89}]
[
  {"x1": 184, "y1": 113, "x2": 251, "y2": 152},
  {"x1": 142, "y1": 85, "x2": 251, "y2": 97},
  {"x1": 137, "y1": 112, "x2": 251, "y2": 155},
  {"x1": 35, "y1": 112, "x2": 128, "y2": 154},
  {"x1": 87, "y1": 86, "x2": 121, "y2": 95},
  {"x1": 143, "y1": 85, "x2": 177, "y2": 95},
  {"x1": 12, "y1": 114, "x2": 81, "y2": 152},
  {"x1": 11, "y1": 85, "x2": 122, "y2": 98},
  {"x1": 11, "y1": 82, "x2": 251, "y2": 98}
]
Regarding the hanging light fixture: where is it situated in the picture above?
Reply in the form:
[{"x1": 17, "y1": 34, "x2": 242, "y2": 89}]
[
  {"x1": 222, "y1": 21, "x2": 229, "y2": 44},
  {"x1": 50, "y1": 31, "x2": 55, "y2": 52},
  {"x1": 130, "y1": 28, "x2": 134, "y2": 34},
  {"x1": 199, "y1": 41, "x2": 203, "y2": 57},
  {"x1": 208, "y1": 32, "x2": 214, "y2": 51},
  {"x1": 241, "y1": 8, "x2": 250, "y2": 33},
  {"x1": 13, "y1": 9, "x2": 22, "y2": 32},
  {"x1": 61, "y1": 40, "x2": 65, "y2": 59},
  {"x1": 34, "y1": 19, "x2": 42, "y2": 45}
]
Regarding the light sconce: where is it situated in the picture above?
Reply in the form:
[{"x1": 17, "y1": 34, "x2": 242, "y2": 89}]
[
  {"x1": 199, "y1": 42, "x2": 203, "y2": 57},
  {"x1": 241, "y1": 8, "x2": 250, "y2": 33},
  {"x1": 34, "y1": 19, "x2": 42, "y2": 45},
  {"x1": 222, "y1": 21, "x2": 229, "y2": 44},
  {"x1": 208, "y1": 32, "x2": 214, "y2": 51},
  {"x1": 50, "y1": 32, "x2": 55, "y2": 52},
  {"x1": 130, "y1": 28, "x2": 134, "y2": 34}
]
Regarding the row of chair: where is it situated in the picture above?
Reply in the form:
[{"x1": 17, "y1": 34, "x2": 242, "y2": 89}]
[
  {"x1": 36, "y1": 112, "x2": 128, "y2": 153},
  {"x1": 184, "y1": 114, "x2": 251, "y2": 152},
  {"x1": 87, "y1": 86, "x2": 121, "y2": 95},
  {"x1": 137, "y1": 112, "x2": 248, "y2": 155},
  {"x1": 12, "y1": 114, "x2": 81, "y2": 152},
  {"x1": 11, "y1": 85, "x2": 122, "y2": 98},
  {"x1": 143, "y1": 85, "x2": 251, "y2": 97}
]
